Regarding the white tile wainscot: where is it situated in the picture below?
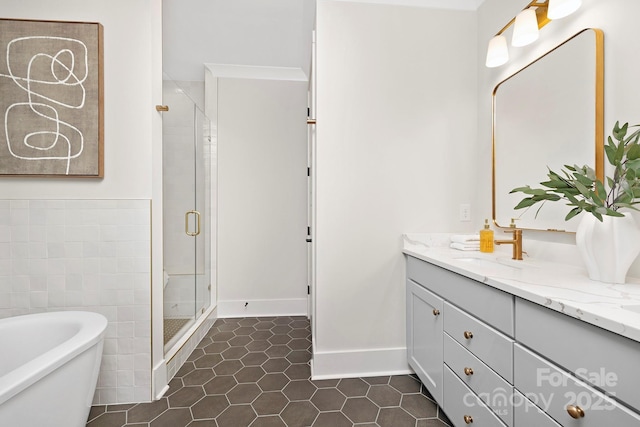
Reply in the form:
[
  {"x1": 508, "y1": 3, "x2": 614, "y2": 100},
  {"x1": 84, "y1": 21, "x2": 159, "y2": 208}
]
[
  {"x1": 403, "y1": 233, "x2": 640, "y2": 426},
  {"x1": 0, "y1": 199, "x2": 152, "y2": 405}
]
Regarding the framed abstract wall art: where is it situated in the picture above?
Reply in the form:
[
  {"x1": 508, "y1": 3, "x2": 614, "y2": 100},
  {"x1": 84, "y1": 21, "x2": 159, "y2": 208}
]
[{"x1": 0, "y1": 18, "x2": 104, "y2": 177}]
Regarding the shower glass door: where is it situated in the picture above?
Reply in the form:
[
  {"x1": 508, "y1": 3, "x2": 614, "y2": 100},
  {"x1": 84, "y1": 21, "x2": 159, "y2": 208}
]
[
  {"x1": 193, "y1": 102, "x2": 212, "y2": 322},
  {"x1": 162, "y1": 76, "x2": 212, "y2": 352}
]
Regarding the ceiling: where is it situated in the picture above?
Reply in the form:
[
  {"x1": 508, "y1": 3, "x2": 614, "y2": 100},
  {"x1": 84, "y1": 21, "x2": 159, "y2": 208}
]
[{"x1": 162, "y1": 0, "x2": 484, "y2": 82}]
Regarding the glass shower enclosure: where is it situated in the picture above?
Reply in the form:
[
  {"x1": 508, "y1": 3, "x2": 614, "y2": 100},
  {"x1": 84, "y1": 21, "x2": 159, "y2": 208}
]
[{"x1": 162, "y1": 76, "x2": 213, "y2": 353}]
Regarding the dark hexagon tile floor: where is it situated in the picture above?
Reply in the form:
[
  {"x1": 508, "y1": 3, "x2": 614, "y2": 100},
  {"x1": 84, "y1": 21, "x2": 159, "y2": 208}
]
[{"x1": 87, "y1": 316, "x2": 451, "y2": 427}]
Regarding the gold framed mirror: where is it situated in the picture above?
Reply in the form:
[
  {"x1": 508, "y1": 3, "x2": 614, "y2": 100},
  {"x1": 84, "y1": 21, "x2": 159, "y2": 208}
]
[{"x1": 492, "y1": 28, "x2": 604, "y2": 232}]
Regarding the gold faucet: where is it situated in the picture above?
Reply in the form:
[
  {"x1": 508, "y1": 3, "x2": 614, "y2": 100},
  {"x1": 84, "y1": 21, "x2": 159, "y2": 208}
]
[{"x1": 495, "y1": 219, "x2": 523, "y2": 260}]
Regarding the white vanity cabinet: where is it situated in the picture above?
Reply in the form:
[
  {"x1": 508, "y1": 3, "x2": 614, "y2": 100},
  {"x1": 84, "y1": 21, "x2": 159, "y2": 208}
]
[
  {"x1": 406, "y1": 255, "x2": 515, "y2": 426},
  {"x1": 406, "y1": 278, "x2": 444, "y2": 404},
  {"x1": 514, "y1": 298, "x2": 640, "y2": 425},
  {"x1": 404, "y1": 254, "x2": 640, "y2": 426}
]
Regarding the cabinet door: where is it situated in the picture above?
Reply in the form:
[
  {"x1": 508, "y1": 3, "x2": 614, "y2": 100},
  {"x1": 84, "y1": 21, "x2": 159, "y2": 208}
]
[{"x1": 407, "y1": 279, "x2": 444, "y2": 404}]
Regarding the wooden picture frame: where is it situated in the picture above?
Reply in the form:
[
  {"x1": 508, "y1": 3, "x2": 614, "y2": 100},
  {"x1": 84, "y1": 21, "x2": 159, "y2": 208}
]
[{"x1": 0, "y1": 18, "x2": 104, "y2": 177}]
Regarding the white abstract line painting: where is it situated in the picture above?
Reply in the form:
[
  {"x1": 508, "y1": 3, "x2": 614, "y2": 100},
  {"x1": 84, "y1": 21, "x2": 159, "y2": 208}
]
[{"x1": 0, "y1": 19, "x2": 103, "y2": 177}]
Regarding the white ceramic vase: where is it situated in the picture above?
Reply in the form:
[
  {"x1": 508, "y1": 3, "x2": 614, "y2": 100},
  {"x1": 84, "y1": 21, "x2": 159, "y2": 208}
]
[{"x1": 575, "y1": 213, "x2": 640, "y2": 283}]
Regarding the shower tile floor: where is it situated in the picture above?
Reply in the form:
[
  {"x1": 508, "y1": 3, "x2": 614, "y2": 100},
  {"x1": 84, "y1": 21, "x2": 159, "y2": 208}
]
[
  {"x1": 164, "y1": 318, "x2": 191, "y2": 345},
  {"x1": 87, "y1": 316, "x2": 451, "y2": 427}
]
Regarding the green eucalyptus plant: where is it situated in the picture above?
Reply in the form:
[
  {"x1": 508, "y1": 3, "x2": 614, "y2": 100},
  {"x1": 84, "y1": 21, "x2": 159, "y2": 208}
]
[{"x1": 511, "y1": 121, "x2": 640, "y2": 222}]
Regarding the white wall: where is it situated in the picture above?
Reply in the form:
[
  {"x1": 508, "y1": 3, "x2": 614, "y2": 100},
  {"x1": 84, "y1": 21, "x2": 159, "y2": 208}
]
[
  {"x1": 0, "y1": 0, "x2": 158, "y2": 200},
  {"x1": 163, "y1": 0, "x2": 316, "y2": 82},
  {"x1": 476, "y1": 0, "x2": 640, "y2": 276},
  {"x1": 217, "y1": 77, "x2": 309, "y2": 316},
  {"x1": 0, "y1": 0, "x2": 163, "y2": 405},
  {"x1": 313, "y1": 1, "x2": 478, "y2": 377}
]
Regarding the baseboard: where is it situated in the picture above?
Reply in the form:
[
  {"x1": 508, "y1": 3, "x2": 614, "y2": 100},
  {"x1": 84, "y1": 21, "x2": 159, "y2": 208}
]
[
  {"x1": 218, "y1": 298, "x2": 308, "y2": 318},
  {"x1": 310, "y1": 347, "x2": 412, "y2": 379}
]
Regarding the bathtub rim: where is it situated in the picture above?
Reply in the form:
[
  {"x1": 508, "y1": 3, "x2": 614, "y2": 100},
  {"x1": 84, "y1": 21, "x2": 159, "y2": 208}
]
[{"x1": 0, "y1": 311, "x2": 108, "y2": 406}]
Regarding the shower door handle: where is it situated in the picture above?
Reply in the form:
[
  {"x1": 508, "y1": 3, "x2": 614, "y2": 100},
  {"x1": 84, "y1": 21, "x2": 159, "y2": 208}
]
[{"x1": 185, "y1": 210, "x2": 201, "y2": 236}]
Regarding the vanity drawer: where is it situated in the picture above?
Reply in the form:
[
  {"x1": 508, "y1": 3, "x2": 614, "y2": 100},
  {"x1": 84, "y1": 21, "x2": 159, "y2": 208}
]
[
  {"x1": 514, "y1": 344, "x2": 640, "y2": 426},
  {"x1": 406, "y1": 256, "x2": 514, "y2": 336},
  {"x1": 515, "y1": 297, "x2": 640, "y2": 410},
  {"x1": 444, "y1": 302, "x2": 513, "y2": 383},
  {"x1": 444, "y1": 334, "x2": 513, "y2": 427},
  {"x1": 443, "y1": 366, "x2": 507, "y2": 427},
  {"x1": 512, "y1": 390, "x2": 560, "y2": 427}
]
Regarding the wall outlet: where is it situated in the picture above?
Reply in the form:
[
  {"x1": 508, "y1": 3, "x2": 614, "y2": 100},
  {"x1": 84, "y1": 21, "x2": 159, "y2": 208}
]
[{"x1": 459, "y1": 204, "x2": 471, "y2": 222}]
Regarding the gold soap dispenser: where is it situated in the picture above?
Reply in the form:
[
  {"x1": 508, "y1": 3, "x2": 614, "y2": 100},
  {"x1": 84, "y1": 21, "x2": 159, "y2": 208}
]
[{"x1": 480, "y1": 219, "x2": 494, "y2": 253}]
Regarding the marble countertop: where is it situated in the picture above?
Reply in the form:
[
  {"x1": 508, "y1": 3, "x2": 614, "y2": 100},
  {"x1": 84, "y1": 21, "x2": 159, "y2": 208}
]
[{"x1": 403, "y1": 233, "x2": 640, "y2": 342}]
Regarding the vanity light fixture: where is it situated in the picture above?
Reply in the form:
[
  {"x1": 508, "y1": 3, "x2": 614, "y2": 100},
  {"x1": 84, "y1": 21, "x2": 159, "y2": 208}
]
[
  {"x1": 547, "y1": 0, "x2": 582, "y2": 19},
  {"x1": 512, "y1": 8, "x2": 539, "y2": 47},
  {"x1": 485, "y1": 0, "x2": 581, "y2": 68},
  {"x1": 485, "y1": 35, "x2": 509, "y2": 68}
]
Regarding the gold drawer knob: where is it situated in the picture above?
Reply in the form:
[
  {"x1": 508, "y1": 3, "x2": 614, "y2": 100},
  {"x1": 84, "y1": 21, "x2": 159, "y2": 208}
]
[
  {"x1": 463, "y1": 331, "x2": 474, "y2": 339},
  {"x1": 464, "y1": 367, "x2": 474, "y2": 376},
  {"x1": 463, "y1": 415, "x2": 473, "y2": 424},
  {"x1": 432, "y1": 309, "x2": 441, "y2": 316},
  {"x1": 567, "y1": 405, "x2": 585, "y2": 419}
]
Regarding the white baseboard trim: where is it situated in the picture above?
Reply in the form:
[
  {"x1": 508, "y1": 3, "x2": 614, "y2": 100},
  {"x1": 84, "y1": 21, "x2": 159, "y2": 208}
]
[
  {"x1": 218, "y1": 298, "x2": 308, "y2": 318},
  {"x1": 310, "y1": 347, "x2": 412, "y2": 379}
]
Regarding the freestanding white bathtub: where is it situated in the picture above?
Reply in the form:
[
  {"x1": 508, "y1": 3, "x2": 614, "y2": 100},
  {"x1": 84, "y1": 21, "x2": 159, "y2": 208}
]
[{"x1": 0, "y1": 311, "x2": 107, "y2": 427}]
